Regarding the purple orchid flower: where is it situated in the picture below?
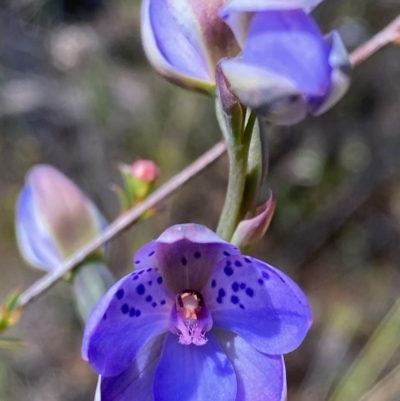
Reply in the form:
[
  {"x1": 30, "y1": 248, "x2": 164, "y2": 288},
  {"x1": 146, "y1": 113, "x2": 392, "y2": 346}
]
[
  {"x1": 219, "y1": 1, "x2": 351, "y2": 124},
  {"x1": 83, "y1": 224, "x2": 312, "y2": 400}
]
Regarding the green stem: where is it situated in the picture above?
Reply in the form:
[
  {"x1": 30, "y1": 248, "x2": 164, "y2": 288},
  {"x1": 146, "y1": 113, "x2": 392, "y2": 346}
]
[
  {"x1": 216, "y1": 111, "x2": 257, "y2": 241},
  {"x1": 328, "y1": 298, "x2": 400, "y2": 401}
]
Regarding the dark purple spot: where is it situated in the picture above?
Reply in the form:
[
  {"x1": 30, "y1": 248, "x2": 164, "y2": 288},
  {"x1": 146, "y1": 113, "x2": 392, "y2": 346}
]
[
  {"x1": 240, "y1": 283, "x2": 246, "y2": 290},
  {"x1": 226, "y1": 260, "x2": 232, "y2": 266},
  {"x1": 181, "y1": 257, "x2": 187, "y2": 266},
  {"x1": 239, "y1": 304, "x2": 245, "y2": 309},
  {"x1": 224, "y1": 266, "x2": 234, "y2": 276},
  {"x1": 137, "y1": 284, "x2": 145, "y2": 295},
  {"x1": 160, "y1": 300, "x2": 166, "y2": 305},
  {"x1": 258, "y1": 278, "x2": 264, "y2": 285},
  {"x1": 135, "y1": 260, "x2": 141, "y2": 264},
  {"x1": 223, "y1": 251, "x2": 230, "y2": 256},
  {"x1": 103, "y1": 313, "x2": 107, "y2": 320},
  {"x1": 232, "y1": 282, "x2": 239, "y2": 292},
  {"x1": 135, "y1": 309, "x2": 141, "y2": 317},
  {"x1": 147, "y1": 268, "x2": 152, "y2": 272},
  {"x1": 129, "y1": 308, "x2": 136, "y2": 317},
  {"x1": 121, "y1": 304, "x2": 129, "y2": 314},
  {"x1": 216, "y1": 297, "x2": 223, "y2": 304},
  {"x1": 133, "y1": 276, "x2": 139, "y2": 281},
  {"x1": 246, "y1": 288, "x2": 254, "y2": 297},
  {"x1": 148, "y1": 251, "x2": 155, "y2": 256},
  {"x1": 211, "y1": 280, "x2": 216, "y2": 288},
  {"x1": 218, "y1": 288, "x2": 226, "y2": 298},
  {"x1": 152, "y1": 302, "x2": 157, "y2": 307},
  {"x1": 235, "y1": 261, "x2": 242, "y2": 267},
  {"x1": 231, "y1": 295, "x2": 239, "y2": 304},
  {"x1": 262, "y1": 271, "x2": 269, "y2": 279},
  {"x1": 116, "y1": 289, "x2": 124, "y2": 300},
  {"x1": 194, "y1": 252, "x2": 201, "y2": 259},
  {"x1": 148, "y1": 281, "x2": 153, "y2": 286},
  {"x1": 146, "y1": 295, "x2": 153, "y2": 302},
  {"x1": 139, "y1": 270, "x2": 145, "y2": 275},
  {"x1": 157, "y1": 276, "x2": 163, "y2": 285},
  {"x1": 244, "y1": 257, "x2": 252, "y2": 263}
]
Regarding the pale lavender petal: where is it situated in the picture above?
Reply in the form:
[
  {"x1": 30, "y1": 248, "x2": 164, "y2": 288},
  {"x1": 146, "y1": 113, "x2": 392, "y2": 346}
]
[
  {"x1": 222, "y1": 0, "x2": 323, "y2": 13},
  {"x1": 220, "y1": 58, "x2": 308, "y2": 125},
  {"x1": 243, "y1": 10, "x2": 331, "y2": 97},
  {"x1": 16, "y1": 185, "x2": 61, "y2": 270},
  {"x1": 149, "y1": 0, "x2": 210, "y2": 80},
  {"x1": 82, "y1": 269, "x2": 174, "y2": 377},
  {"x1": 134, "y1": 224, "x2": 240, "y2": 293},
  {"x1": 216, "y1": 331, "x2": 287, "y2": 401},
  {"x1": 220, "y1": 0, "x2": 324, "y2": 46},
  {"x1": 141, "y1": 0, "x2": 215, "y2": 94},
  {"x1": 100, "y1": 334, "x2": 165, "y2": 401},
  {"x1": 153, "y1": 332, "x2": 237, "y2": 401},
  {"x1": 312, "y1": 31, "x2": 352, "y2": 115},
  {"x1": 203, "y1": 255, "x2": 312, "y2": 354}
]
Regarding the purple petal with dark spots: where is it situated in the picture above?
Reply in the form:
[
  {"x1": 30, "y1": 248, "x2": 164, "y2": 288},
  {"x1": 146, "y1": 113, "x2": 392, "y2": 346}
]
[
  {"x1": 82, "y1": 270, "x2": 174, "y2": 377},
  {"x1": 203, "y1": 255, "x2": 312, "y2": 354},
  {"x1": 134, "y1": 224, "x2": 240, "y2": 293}
]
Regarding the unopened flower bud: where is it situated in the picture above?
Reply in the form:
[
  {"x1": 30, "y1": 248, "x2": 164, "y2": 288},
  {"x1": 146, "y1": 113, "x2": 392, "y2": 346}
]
[
  {"x1": 131, "y1": 160, "x2": 159, "y2": 183},
  {"x1": 16, "y1": 165, "x2": 107, "y2": 271},
  {"x1": 231, "y1": 192, "x2": 277, "y2": 251}
]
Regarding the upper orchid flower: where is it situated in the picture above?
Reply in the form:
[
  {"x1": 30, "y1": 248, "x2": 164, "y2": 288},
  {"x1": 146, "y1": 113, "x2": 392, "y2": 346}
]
[
  {"x1": 219, "y1": 0, "x2": 352, "y2": 124},
  {"x1": 16, "y1": 164, "x2": 107, "y2": 271},
  {"x1": 83, "y1": 224, "x2": 312, "y2": 400},
  {"x1": 141, "y1": 0, "x2": 239, "y2": 95}
]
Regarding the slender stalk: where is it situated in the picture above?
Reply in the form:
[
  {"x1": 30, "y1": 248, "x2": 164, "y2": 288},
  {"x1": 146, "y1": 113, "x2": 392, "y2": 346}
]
[
  {"x1": 350, "y1": 15, "x2": 400, "y2": 66},
  {"x1": 18, "y1": 141, "x2": 226, "y2": 308},
  {"x1": 216, "y1": 112, "x2": 257, "y2": 240}
]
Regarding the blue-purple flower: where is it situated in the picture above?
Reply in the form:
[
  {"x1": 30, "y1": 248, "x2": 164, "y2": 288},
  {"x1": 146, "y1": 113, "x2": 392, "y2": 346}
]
[
  {"x1": 16, "y1": 164, "x2": 107, "y2": 271},
  {"x1": 83, "y1": 224, "x2": 312, "y2": 400},
  {"x1": 142, "y1": 0, "x2": 351, "y2": 124},
  {"x1": 219, "y1": 0, "x2": 351, "y2": 124}
]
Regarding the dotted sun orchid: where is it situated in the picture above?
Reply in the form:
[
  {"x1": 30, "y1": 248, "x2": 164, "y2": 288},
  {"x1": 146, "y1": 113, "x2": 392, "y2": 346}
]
[
  {"x1": 219, "y1": 0, "x2": 352, "y2": 125},
  {"x1": 82, "y1": 224, "x2": 312, "y2": 401},
  {"x1": 16, "y1": 164, "x2": 107, "y2": 271}
]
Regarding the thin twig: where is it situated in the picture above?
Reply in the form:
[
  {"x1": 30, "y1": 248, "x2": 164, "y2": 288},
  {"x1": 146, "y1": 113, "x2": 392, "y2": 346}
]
[
  {"x1": 350, "y1": 15, "x2": 400, "y2": 67},
  {"x1": 15, "y1": 13, "x2": 400, "y2": 308},
  {"x1": 18, "y1": 141, "x2": 226, "y2": 307}
]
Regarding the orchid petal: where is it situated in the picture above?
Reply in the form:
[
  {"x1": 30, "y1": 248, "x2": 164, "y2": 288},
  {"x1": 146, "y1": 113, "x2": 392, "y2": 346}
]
[
  {"x1": 203, "y1": 255, "x2": 312, "y2": 354},
  {"x1": 100, "y1": 334, "x2": 165, "y2": 401},
  {"x1": 221, "y1": 58, "x2": 308, "y2": 124},
  {"x1": 244, "y1": 10, "x2": 331, "y2": 96},
  {"x1": 141, "y1": 0, "x2": 215, "y2": 94},
  {"x1": 82, "y1": 270, "x2": 174, "y2": 377},
  {"x1": 16, "y1": 185, "x2": 61, "y2": 270},
  {"x1": 134, "y1": 224, "x2": 240, "y2": 293},
  {"x1": 153, "y1": 332, "x2": 237, "y2": 401},
  {"x1": 220, "y1": 0, "x2": 324, "y2": 46},
  {"x1": 216, "y1": 330, "x2": 287, "y2": 401},
  {"x1": 312, "y1": 31, "x2": 352, "y2": 115}
]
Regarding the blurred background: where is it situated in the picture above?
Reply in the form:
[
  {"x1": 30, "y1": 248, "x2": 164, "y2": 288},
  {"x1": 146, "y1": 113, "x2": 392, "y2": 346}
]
[{"x1": 0, "y1": 0, "x2": 400, "y2": 400}]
